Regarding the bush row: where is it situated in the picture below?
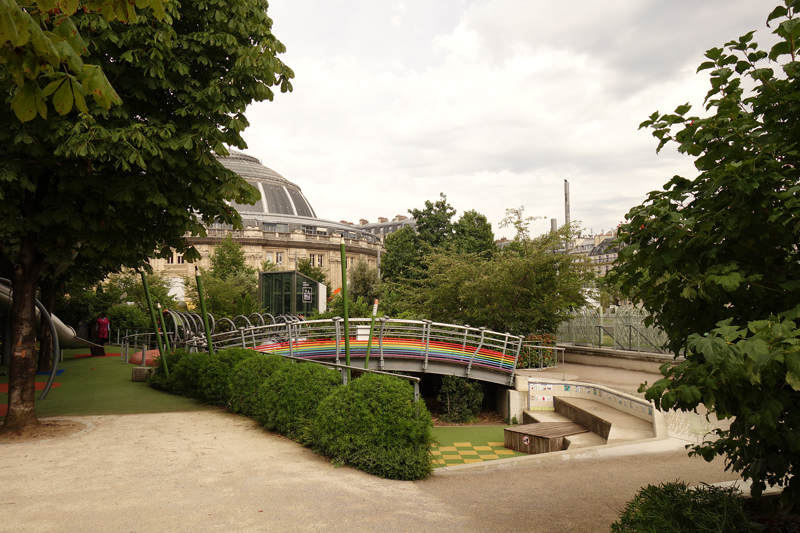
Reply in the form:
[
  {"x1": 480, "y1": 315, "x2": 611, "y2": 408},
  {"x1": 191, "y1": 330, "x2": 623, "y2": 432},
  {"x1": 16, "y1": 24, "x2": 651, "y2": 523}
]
[{"x1": 148, "y1": 349, "x2": 433, "y2": 480}]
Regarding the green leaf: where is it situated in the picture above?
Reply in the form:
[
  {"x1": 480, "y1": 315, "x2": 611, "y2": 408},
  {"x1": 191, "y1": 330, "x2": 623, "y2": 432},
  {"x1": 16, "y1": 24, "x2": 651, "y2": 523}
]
[
  {"x1": 0, "y1": 0, "x2": 25, "y2": 47},
  {"x1": 53, "y1": 39, "x2": 84, "y2": 72},
  {"x1": 52, "y1": 75, "x2": 75, "y2": 115},
  {"x1": 10, "y1": 80, "x2": 44, "y2": 122},
  {"x1": 767, "y1": 5, "x2": 788, "y2": 25},
  {"x1": 56, "y1": 0, "x2": 81, "y2": 16},
  {"x1": 697, "y1": 61, "x2": 716, "y2": 73},
  {"x1": 738, "y1": 337, "x2": 770, "y2": 361},
  {"x1": 79, "y1": 64, "x2": 122, "y2": 108}
]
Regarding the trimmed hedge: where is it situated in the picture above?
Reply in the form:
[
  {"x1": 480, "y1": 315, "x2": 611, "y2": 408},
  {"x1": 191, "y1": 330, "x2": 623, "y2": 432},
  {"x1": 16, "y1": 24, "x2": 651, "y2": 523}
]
[
  {"x1": 256, "y1": 363, "x2": 342, "y2": 444},
  {"x1": 148, "y1": 350, "x2": 434, "y2": 480},
  {"x1": 255, "y1": 362, "x2": 341, "y2": 441},
  {"x1": 165, "y1": 351, "x2": 211, "y2": 399},
  {"x1": 148, "y1": 348, "x2": 192, "y2": 393},
  {"x1": 228, "y1": 353, "x2": 290, "y2": 417},
  {"x1": 196, "y1": 348, "x2": 258, "y2": 406},
  {"x1": 311, "y1": 373, "x2": 433, "y2": 480}
]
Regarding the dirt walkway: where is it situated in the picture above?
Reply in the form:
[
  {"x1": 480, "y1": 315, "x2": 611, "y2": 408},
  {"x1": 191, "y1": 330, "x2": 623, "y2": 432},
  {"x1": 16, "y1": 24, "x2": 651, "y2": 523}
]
[{"x1": 0, "y1": 408, "x2": 739, "y2": 532}]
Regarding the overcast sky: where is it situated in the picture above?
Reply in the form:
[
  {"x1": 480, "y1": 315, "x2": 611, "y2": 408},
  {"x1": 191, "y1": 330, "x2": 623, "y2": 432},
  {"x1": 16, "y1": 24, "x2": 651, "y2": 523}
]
[{"x1": 240, "y1": 0, "x2": 777, "y2": 240}]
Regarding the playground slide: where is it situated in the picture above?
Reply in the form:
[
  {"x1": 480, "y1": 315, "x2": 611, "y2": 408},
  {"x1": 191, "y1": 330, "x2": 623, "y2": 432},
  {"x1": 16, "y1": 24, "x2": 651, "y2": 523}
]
[{"x1": 0, "y1": 283, "x2": 100, "y2": 350}]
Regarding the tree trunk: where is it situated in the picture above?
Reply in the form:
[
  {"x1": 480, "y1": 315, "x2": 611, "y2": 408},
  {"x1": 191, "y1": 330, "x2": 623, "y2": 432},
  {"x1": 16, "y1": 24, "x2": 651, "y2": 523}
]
[
  {"x1": 37, "y1": 278, "x2": 55, "y2": 372},
  {"x1": 3, "y1": 236, "x2": 43, "y2": 432}
]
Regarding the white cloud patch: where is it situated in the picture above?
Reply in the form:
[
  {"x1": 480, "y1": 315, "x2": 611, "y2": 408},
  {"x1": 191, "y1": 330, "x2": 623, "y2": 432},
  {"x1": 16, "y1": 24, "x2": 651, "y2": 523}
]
[{"x1": 244, "y1": 0, "x2": 779, "y2": 238}]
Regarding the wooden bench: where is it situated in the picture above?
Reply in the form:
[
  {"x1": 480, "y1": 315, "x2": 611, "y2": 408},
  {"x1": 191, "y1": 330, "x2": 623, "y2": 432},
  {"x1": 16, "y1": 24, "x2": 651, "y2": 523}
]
[{"x1": 504, "y1": 422, "x2": 589, "y2": 454}]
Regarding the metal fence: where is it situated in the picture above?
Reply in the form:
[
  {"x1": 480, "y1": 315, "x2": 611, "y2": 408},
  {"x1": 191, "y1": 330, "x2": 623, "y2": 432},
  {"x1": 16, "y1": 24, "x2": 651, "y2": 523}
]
[{"x1": 556, "y1": 307, "x2": 670, "y2": 354}]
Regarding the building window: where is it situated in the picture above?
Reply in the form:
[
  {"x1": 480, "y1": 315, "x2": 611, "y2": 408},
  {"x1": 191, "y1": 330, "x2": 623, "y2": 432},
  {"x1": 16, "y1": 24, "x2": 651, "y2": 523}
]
[
  {"x1": 177, "y1": 254, "x2": 184, "y2": 264},
  {"x1": 166, "y1": 255, "x2": 174, "y2": 264},
  {"x1": 265, "y1": 251, "x2": 273, "y2": 263},
  {"x1": 316, "y1": 254, "x2": 324, "y2": 267},
  {"x1": 276, "y1": 252, "x2": 283, "y2": 265},
  {"x1": 263, "y1": 223, "x2": 289, "y2": 233}
]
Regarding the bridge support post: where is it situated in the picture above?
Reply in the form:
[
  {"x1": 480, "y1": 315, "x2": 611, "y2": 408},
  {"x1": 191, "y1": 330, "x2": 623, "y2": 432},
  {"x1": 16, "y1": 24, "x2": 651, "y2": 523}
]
[
  {"x1": 333, "y1": 317, "x2": 342, "y2": 365},
  {"x1": 466, "y1": 327, "x2": 486, "y2": 379},
  {"x1": 422, "y1": 319, "x2": 432, "y2": 372},
  {"x1": 508, "y1": 335, "x2": 524, "y2": 385},
  {"x1": 378, "y1": 317, "x2": 387, "y2": 371},
  {"x1": 287, "y1": 321, "x2": 294, "y2": 358}
]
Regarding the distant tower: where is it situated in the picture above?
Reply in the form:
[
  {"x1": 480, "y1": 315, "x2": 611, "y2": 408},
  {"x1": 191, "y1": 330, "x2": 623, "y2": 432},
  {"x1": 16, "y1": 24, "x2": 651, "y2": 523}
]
[{"x1": 564, "y1": 180, "x2": 571, "y2": 250}]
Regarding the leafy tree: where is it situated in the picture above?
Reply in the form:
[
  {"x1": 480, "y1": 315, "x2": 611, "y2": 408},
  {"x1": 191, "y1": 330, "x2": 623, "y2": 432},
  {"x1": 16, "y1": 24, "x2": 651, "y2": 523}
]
[
  {"x1": 452, "y1": 209, "x2": 495, "y2": 258},
  {"x1": 297, "y1": 257, "x2": 330, "y2": 297},
  {"x1": 103, "y1": 271, "x2": 178, "y2": 311},
  {"x1": 610, "y1": 2, "x2": 800, "y2": 503},
  {"x1": 437, "y1": 375, "x2": 483, "y2": 423},
  {"x1": 183, "y1": 270, "x2": 258, "y2": 318},
  {"x1": 1, "y1": 0, "x2": 166, "y2": 122},
  {"x1": 390, "y1": 223, "x2": 592, "y2": 335},
  {"x1": 381, "y1": 194, "x2": 495, "y2": 284},
  {"x1": 349, "y1": 260, "x2": 379, "y2": 302},
  {"x1": 210, "y1": 234, "x2": 256, "y2": 281},
  {"x1": 409, "y1": 192, "x2": 456, "y2": 249},
  {"x1": 260, "y1": 259, "x2": 279, "y2": 272},
  {"x1": 381, "y1": 226, "x2": 422, "y2": 283},
  {"x1": 0, "y1": 0, "x2": 292, "y2": 431}
]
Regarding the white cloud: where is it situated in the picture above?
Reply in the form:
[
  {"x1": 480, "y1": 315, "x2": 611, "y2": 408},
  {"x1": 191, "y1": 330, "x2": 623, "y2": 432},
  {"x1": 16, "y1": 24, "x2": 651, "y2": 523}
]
[{"x1": 243, "y1": 0, "x2": 780, "y2": 238}]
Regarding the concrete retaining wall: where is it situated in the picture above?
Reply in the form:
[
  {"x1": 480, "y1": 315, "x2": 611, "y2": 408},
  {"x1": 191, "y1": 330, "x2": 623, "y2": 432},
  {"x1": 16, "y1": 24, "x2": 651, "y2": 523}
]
[
  {"x1": 554, "y1": 397, "x2": 611, "y2": 439},
  {"x1": 526, "y1": 378, "x2": 654, "y2": 423},
  {"x1": 560, "y1": 344, "x2": 682, "y2": 374}
]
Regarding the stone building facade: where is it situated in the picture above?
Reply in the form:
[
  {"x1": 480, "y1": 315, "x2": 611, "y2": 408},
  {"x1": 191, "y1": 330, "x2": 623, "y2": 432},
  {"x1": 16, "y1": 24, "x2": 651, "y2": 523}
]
[{"x1": 150, "y1": 151, "x2": 383, "y2": 296}]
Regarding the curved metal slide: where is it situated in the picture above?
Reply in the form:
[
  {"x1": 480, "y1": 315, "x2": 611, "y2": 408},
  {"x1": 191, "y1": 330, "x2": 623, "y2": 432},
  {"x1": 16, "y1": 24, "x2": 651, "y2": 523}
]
[{"x1": 0, "y1": 282, "x2": 100, "y2": 350}]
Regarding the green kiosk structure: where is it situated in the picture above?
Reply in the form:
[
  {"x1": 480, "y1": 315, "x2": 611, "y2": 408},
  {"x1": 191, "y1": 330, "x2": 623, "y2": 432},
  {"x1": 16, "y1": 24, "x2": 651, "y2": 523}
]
[{"x1": 258, "y1": 271, "x2": 327, "y2": 317}]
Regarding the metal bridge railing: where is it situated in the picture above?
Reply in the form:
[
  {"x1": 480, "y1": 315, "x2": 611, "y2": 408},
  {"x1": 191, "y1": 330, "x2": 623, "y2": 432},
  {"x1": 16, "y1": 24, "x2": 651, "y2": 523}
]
[
  {"x1": 172, "y1": 317, "x2": 526, "y2": 385},
  {"x1": 122, "y1": 313, "x2": 573, "y2": 385}
]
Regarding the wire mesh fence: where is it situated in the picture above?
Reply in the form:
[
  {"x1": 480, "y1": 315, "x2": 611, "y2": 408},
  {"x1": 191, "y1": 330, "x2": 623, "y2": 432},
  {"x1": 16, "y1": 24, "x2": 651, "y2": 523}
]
[{"x1": 556, "y1": 307, "x2": 671, "y2": 354}]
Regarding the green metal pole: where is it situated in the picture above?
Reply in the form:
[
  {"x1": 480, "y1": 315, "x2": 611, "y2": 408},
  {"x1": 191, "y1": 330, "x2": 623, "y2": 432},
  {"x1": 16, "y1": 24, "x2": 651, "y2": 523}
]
[
  {"x1": 157, "y1": 302, "x2": 172, "y2": 352},
  {"x1": 140, "y1": 270, "x2": 168, "y2": 377},
  {"x1": 195, "y1": 266, "x2": 215, "y2": 357},
  {"x1": 339, "y1": 244, "x2": 350, "y2": 380},
  {"x1": 364, "y1": 299, "x2": 378, "y2": 369}
]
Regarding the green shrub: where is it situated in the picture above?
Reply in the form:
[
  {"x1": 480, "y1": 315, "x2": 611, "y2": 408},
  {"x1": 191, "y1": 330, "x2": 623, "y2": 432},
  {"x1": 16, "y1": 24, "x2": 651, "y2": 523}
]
[
  {"x1": 147, "y1": 349, "x2": 192, "y2": 393},
  {"x1": 311, "y1": 373, "x2": 433, "y2": 480},
  {"x1": 196, "y1": 348, "x2": 258, "y2": 406},
  {"x1": 228, "y1": 353, "x2": 290, "y2": 417},
  {"x1": 611, "y1": 481, "x2": 759, "y2": 533},
  {"x1": 255, "y1": 362, "x2": 341, "y2": 440},
  {"x1": 169, "y1": 351, "x2": 211, "y2": 399},
  {"x1": 437, "y1": 375, "x2": 483, "y2": 423}
]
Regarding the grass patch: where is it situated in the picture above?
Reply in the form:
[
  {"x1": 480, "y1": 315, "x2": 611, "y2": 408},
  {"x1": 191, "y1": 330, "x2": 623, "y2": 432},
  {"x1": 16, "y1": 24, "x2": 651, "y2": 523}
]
[
  {"x1": 430, "y1": 426, "x2": 527, "y2": 467},
  {"x1": 0, "y1": 347, "x2": 212, "y2": 419}
]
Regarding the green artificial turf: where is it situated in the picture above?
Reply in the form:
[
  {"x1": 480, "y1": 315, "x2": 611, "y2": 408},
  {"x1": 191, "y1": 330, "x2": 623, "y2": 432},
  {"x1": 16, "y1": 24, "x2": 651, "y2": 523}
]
[
  {"x1": 0, "y1": 347, "x2": 213, "y2": 419},
  {"x1": 432, "y1": 426, "x2": 511, "y2": 447},
  {"x1": 430, "y1": 425, "x2": 528, "y2": 467}
]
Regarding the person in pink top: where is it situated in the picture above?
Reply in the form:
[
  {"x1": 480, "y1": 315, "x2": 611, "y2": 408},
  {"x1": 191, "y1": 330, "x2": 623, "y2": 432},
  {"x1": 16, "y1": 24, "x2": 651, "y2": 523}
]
[{"x1": 96, "y1": 313, "x2": 110, "y2": 346}]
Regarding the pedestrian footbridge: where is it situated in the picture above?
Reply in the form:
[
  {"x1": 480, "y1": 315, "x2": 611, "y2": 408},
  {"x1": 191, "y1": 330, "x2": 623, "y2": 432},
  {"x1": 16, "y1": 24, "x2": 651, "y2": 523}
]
[{"x1": 190, "y1": 317, "x2": 532, "y2": 386}]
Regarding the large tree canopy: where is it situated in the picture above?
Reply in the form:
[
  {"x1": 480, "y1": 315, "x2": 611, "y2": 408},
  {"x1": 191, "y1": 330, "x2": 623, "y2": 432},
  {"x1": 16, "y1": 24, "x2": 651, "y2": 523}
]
[
  {"x1": 0, "y1": 0, "x2": 292, "y2": 431},
  {"x1": 381, "y1": 193, "x2": 495, "y2": 284},
  {"x1": 610, "y1": 1, "x2": 800, "y2": 502},
  {"x1": 387, "y1": 209, "x2": 591, "y2": 335},
  {"x1": 1, "y1": 0, "x2": 168, "y2": 121}
]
